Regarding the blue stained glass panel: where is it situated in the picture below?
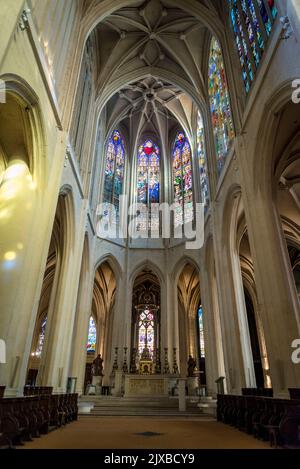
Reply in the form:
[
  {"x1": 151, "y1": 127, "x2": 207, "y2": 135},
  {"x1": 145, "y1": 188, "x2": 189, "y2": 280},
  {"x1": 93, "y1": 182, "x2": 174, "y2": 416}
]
[
  {"x1": 103, "y1": 129, "x2": 125, "y2": 221},
  {"x1": 229, "y1": 1, "x2": 277, "y2": 92},
  {"x1": 197, "y1": 112, "x2": 210, "y2": 210},
  {"x1": 137, "y1": 140, "x2": 160, "y2": 233},
  {"x1": 87, "y1": 316, "x2": 97, "y2": 353},
  {"x1": 173, "y1": 132, "x2": 193, "y2": 226},
  {"x1": 208, "y1": 38, "x2": 234, "y2": 173}
]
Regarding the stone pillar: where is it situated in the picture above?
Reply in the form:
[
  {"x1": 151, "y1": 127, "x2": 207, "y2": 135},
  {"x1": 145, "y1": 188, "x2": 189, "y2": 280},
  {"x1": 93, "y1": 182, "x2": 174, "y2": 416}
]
[
  {"x1": 68, "y1": 239, "x2": 94, "y2": 395},
  {"x1": 38, "y1": 199, "x2": 87, "y2": 392},
  {"x1": 200, "y1": 258, "x2": 226, "y2": 395},
  {"x1": 244, "y1": 195, "x2": 300, "y2": 396},
  {"x1": 187, "y1": 376, "x2": 198, "y2": 396},
  {"x1": 112, "y1": 370, "x2": 123, "y2": 397},
  {"x1": 168, "y1": 262, "x2": 182, "y2": 375},
  {"x1": 212, "y1": 222, "x2": 250, "y2": 394},
  {"x1": 178, "y1": 378, "x2": 186, "y2": 412},
  {"x1": 0, "y1": 137, "x2": 66, "y2": 394},
  {"x1": 159, "y1": 270, "x2": 168, "y2": 366}
]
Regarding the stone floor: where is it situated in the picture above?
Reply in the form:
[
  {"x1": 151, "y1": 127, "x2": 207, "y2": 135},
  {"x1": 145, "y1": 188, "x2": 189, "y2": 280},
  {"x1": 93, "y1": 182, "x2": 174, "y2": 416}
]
[{"x1": 23, "y1": 416, "x2": 270, "y2": 449}]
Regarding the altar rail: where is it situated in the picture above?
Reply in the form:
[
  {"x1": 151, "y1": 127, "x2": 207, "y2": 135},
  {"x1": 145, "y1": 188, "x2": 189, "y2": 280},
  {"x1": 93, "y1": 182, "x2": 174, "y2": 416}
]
[
  {"x1": 0, "y1": 393, "x2": 78, "y2": 449},
  {"x1": 217, "y1": 394, "x2": 300, "y2": 448}
]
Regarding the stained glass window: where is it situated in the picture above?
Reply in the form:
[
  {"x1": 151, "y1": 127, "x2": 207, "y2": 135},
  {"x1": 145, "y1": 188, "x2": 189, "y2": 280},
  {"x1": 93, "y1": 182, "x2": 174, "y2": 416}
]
[
  {"x1": 198, "y1": 307, "x2": 205, "y2": 358},
  {"x1": 173, "y1": 132, "x2": 193, "y2": 226},
  {"x1": 136, "y1": 140, "x2": 160, "y2": 234},
  {"x1": 230, "y1": 2, "x2": 253, "y2": 92},
  {"x1": 103, "y1": 130, "x2": 125, "y2": 224},
  {"x1": 197, "y1": 112, "x2": 209, "y2": 210},
  {"x1": 35, "y1": 315, "x2": 47, "y2": 357},
  {"x1": 208, "y1": 38, "x2": 234, "y2": 174},
  {"x1": 87, "y1": 316, "x2": 97, "y2": 353},
  {"x1": 138, "y1": 309, "x2": 155, "y2": 358},
  {"x1": 229, "y1": 1, "x2": 277, "y2": 92}
]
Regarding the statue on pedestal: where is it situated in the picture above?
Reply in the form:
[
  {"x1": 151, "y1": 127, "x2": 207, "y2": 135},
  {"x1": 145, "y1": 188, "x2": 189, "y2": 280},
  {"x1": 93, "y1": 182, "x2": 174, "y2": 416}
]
[
  {"x1": 187, "y1": 355, "x2": 197, "y2": 377},
  {"x1": 91, "y1": 354, "x2": 104, "y2": 377}
]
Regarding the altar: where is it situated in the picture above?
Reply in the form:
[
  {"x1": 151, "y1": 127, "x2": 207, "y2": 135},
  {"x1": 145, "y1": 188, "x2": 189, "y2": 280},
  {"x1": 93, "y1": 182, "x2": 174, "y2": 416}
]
[{"x1": 124, "y1": 374, "x2": 169, "y2": 397}]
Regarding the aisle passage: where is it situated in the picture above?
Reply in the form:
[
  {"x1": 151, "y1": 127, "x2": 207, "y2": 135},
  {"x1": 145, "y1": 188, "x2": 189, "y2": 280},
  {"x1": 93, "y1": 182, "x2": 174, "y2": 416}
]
[{"x1": 23, "y1": 417, "x2": 269, "y2": 449}]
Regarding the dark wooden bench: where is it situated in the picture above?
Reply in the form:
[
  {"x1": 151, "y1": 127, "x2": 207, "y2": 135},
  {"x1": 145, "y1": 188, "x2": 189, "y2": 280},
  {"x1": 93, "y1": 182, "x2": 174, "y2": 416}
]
[
  {"x1": 0, "y1": 393, "x2": 78, "y2": 448},
  {"x1": 217, "y1": 393, "x2": 300, "y2": 448}
]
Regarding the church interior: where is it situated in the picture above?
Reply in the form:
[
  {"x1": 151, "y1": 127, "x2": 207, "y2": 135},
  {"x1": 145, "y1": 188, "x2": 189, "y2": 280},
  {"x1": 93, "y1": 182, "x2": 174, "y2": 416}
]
[{"x1": 0, "y1": 0, "x2": 300, "y2": 451}]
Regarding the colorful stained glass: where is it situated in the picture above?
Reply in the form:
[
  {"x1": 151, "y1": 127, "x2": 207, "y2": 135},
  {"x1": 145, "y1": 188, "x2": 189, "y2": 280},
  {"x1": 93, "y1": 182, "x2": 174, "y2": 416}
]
[
  {"x1": 103, "y1": 130, "x2": 125, "y2": 223},
  {"x1": 230, "y1": 1, "x2": 253, "y2": 92},
  {"x1": 198, "y1": 307, "x2": 205, "y2": 358},
  {"x1": 229, "y1": 1, "x2": 277, "y2": 92},
  {"x1": 241, "y1": 0, "x2": 261, "y2": 66},
  {"x1": 245, "y1": 0, "x2": 264, "y2": 50},
  {"x1": 87, "y1": 316, "x2": 97, "y2": 353},
  {"x1": 173, "y1": 132, "x2": 193, "y2": 226},
  {"x1": 138, "y1": 309, "x2": 155, "y2": 358},
  {"x1": 35, "y1": 315, "x2": 47, "y2": 357},
  {"x1": 256, "y1": 0, "x2": 269, "y2": 28},
  {"x1": 208, "y1": 38, "x2": 234, "y2": 173},
  {"x1": 136, "y1": 140, "x2": 160, "y2": 234},
  {"x1": 197, "y1": 112, "x2": 209, "y2": 210}
]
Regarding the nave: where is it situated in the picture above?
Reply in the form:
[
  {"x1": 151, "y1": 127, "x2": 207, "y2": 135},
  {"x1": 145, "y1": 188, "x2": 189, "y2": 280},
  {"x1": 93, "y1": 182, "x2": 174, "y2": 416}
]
[
  {"x1": 23, "y1": 416, "x2": 268, "y2": 450},
  {"x1": 1, "y1": 0, "x2": 300, "y2": 451}
]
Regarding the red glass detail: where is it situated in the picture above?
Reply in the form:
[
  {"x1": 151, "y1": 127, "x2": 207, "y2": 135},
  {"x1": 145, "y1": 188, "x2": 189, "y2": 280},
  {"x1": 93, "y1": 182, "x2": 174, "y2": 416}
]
[{"x1": 144, "y1": 145, "x2": 153, "y2": 155}]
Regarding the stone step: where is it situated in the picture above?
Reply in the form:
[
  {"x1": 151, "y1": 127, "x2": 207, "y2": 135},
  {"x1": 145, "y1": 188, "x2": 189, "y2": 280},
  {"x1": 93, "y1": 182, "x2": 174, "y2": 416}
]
[
  {"x1": 91, "y1": 405, "x2": 200, "y2": 411},
  {"x1": 78, "y1": 395, "x2": 210, "y2": 416},
  {"x1": 86, "y1": 411, "x2": 207, "y2": 417},
  {"x1": 87, "y1": 406, "x2": 206, "y2": 417},
  {"x1": 80, "y1": 397, "x2": 200, "y2": 408}
]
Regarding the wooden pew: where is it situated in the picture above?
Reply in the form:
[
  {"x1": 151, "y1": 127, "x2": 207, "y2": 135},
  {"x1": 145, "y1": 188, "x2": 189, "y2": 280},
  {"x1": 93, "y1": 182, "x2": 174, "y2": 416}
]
[
  {"x1": 217, "y1": 393, "x2": 300, "y2": 448},
  {"x1": 0, "y1": 393, "x2": 78, "y2": 448}
]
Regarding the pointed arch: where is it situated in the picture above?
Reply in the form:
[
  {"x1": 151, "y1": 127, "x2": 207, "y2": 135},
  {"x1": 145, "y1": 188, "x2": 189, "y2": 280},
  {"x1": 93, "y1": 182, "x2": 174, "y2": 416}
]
[
  {"x1": 95, "y1": 254, "x2": 123, "y2": 283},
  {"x1": 130, "y1": 260, "x2": 164, "y2": 288}
]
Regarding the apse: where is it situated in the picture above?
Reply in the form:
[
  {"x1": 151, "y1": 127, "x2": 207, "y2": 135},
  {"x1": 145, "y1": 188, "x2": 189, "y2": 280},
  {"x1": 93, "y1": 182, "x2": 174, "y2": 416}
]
[{"x1": 131, "y1": 269, "x2": 160, "y2": 374}]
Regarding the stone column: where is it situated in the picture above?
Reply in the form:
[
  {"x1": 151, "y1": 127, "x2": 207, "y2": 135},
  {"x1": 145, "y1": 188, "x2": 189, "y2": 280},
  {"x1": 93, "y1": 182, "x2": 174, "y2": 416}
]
[
  {"x1": 212, "y1": 215, "x2": 251, "y2": 394},
  {"x1": 200, "y1": 260, "x2": 226, "y2": 395},
  {"x1": 114, "y1": 276, "x2": 127, "y2": 370},
  {"x1": 38, "y1": 199, "x2": 87, "y2": 392},
  {"x1": 187, "y1": 376, "x2": 198, "y2": 396},
  {"x1": 112, "y1": 370, "x2": 123, "y2": 397},
  {"x1": 244, "y1": 194, "x2": 300, "y2": 395},
  {"x1": 68, "y1": 240, "x2": 94, "y2": 394},
  {"x1": 178, "y1": 378, "x2": 187, "y2": 412},
  {"x1": 0, "y1": 137, "x2": 66, "y2": 394},
  {"x1": 163, "y1": 270, "x2": 175, "y2": 373}
]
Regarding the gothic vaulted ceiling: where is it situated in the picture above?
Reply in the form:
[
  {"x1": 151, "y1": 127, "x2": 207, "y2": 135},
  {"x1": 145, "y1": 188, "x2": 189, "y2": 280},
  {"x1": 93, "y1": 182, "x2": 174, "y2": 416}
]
[{"x1": 85, "y1": 0, "x2": 224, "y2": 141}]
